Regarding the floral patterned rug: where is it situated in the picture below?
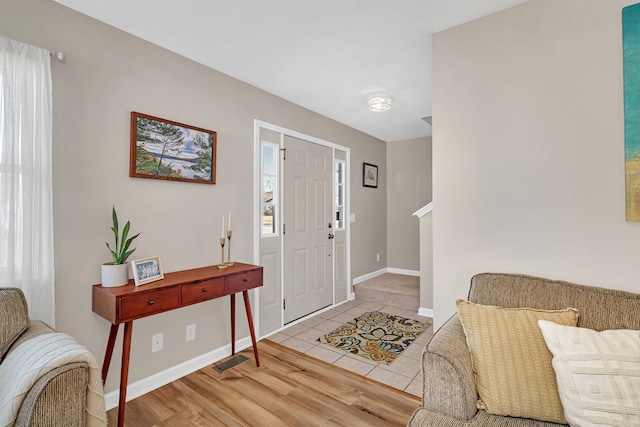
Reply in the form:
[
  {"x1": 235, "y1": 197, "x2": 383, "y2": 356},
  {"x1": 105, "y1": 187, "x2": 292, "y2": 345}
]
[{"x1": 318, "y1": 311, "x2": 431, "y2": 365}]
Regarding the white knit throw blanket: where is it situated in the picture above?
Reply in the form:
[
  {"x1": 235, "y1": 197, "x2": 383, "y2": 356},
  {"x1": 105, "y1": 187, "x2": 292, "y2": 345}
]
[{"x1": 0, "y1": 332, "x2": 107, "y2": 427}]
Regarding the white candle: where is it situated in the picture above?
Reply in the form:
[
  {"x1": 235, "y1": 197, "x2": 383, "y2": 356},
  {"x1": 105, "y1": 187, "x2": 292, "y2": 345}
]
[
  {"x1": 221, "y1": 215, "x2": 225, "y2": 239},
  {"x1": 228, "y1": 211, "x2": 231, "y2": 232}
]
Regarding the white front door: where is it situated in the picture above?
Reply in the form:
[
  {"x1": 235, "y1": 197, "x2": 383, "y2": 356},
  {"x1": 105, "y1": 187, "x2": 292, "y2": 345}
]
[{"x1": 282, "y1": 136, "x2": 333, "y2": 323}]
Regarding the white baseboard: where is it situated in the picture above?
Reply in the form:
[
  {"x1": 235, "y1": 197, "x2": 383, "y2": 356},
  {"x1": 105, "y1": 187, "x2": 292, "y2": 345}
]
[
  {"x1": 352, "y1": 268, "x2": 387, "y2": 285},
  {"x1": 353, "y1": 268, "x2": 420, "y2": 286},
  {"x1": 418, "y1": 307, "x2": 433, "y2": 318},
  {"x1": 387, "y1": 268, "x2": 420, "y2": 277},
  {"x1": 104, "y1": 336, "x2": 252, "y2": 410}
]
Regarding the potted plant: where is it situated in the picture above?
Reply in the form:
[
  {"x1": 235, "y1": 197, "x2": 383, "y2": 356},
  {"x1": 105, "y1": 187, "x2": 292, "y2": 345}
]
[{"x1": 101, "y1": 206, "x2": 141, "y2": 287}]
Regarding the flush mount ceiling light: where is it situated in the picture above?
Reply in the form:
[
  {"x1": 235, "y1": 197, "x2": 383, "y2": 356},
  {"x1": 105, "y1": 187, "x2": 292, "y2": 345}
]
[{"x1": 368, "y1": 96, "x2": 392, "y2": 112}]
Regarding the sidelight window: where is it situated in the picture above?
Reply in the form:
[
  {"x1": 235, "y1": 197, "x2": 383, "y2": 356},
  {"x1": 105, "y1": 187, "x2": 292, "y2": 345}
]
[
  {"x1": 261, "y1": 142, "x2": 279, "y2": 236},
  {"x1": 335, "y1": 159, "x2": 345, "y2": 230}
]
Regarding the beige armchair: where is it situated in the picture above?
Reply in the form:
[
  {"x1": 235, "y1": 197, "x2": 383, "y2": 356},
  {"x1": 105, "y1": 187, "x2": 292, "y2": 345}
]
[{"x1": 0, "y1": 287, "x2": 107, "y2": 426}]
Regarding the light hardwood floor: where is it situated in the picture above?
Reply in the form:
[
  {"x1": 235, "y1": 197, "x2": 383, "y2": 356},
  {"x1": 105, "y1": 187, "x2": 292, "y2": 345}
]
[{"x1": 107, "y1": 340, "x2": 421, "y2": 426}]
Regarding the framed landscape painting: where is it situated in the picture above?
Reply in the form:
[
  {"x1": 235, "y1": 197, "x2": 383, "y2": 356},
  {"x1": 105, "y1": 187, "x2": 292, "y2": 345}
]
[
  {"x1": 130, "y1": 112, "x2": 216, "y2": 184},
  {"x1": 624, "y1": 4, "x2": 640, "y2": 221}
]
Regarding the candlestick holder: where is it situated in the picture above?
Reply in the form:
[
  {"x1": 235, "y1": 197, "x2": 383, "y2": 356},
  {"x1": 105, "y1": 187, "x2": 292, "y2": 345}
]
[
  {"x1": 217, "y1": 237, "x2": 228, "y2": 269},
  {"x1": 224, "y1": 230, "x2": 234, "y2": 266}
]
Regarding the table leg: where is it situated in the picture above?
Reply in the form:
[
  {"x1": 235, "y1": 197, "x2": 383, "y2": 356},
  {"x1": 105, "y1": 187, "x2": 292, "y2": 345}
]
[
  {"x1": 242, "y1": 290, "x2": 260, "y2": 367},
  {"x1": 102, "y1": 323, "x2": 119, "y2": 383},
  {"x1": 230, "y1": 293, "x2": 236, "y2": 355},
  {"x1": 117, "y1": 321, "x2": 133, "y2": 427}
]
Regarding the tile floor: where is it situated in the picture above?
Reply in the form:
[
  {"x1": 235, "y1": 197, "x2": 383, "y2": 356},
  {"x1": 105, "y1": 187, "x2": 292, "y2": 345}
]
[{"x1": 265, "y1": 298, "x2": 433, "y2": 397}]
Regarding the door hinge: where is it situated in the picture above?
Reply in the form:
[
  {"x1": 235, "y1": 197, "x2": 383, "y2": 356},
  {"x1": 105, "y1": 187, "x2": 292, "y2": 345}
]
[
  {"x1": 283, "y1": 224, "x2": 286, "y2": 235},
  {"x1": 283, "y1": 299, "x2": 286, "y2": 310},
  {"x1": 280, "y1": 148, "x2": 287, "y2": 160}
]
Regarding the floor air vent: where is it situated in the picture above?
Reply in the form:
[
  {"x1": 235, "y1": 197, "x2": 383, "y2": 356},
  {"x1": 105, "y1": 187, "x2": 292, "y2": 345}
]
[{"x1": 213, "y1": 354, "x2": 249, "y2": 372}]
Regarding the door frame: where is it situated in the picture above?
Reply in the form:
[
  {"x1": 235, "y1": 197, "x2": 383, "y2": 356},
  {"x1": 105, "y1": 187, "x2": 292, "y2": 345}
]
[{"x1": 253, "y1": 120, "x2": 351, "y2": 337}]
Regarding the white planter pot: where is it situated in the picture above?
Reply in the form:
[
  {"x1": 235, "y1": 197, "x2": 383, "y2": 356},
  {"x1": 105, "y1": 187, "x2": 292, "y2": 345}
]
[{"x1": 101, "y1": 262, "x2": 129, "y2": 287}]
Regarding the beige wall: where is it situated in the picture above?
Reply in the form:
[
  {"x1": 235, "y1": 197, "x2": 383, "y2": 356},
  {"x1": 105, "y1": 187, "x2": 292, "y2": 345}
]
[
  {"x1": 432, "y1": 0, "x2": 640, "y2": 329},
  {"x1": 386, "y1": 137, "x2": 432, "y2": 271},
  {"x1": 1, "y1": 0, "x2": 386, "y2": 394}
]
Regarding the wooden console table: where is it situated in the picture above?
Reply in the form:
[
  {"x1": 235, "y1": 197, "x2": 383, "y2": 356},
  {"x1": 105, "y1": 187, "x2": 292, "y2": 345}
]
[{"x1": 92, "y1": 262, "x2": 263, "y2": 427}]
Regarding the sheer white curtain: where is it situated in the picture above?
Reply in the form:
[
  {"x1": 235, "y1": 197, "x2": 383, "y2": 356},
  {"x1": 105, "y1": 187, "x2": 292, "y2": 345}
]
[{"x1": 0, "y1": 37, "x2": 55, "y2": 326}]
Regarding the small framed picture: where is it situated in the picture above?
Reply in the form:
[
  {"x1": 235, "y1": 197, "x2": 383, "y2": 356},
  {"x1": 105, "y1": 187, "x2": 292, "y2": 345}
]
[
  {"x1": 131, "y1": 256, "x2": 164, "y2": 286},
  {"x1": 363, "y1": 162, "x2": 378, "y2": 188}
]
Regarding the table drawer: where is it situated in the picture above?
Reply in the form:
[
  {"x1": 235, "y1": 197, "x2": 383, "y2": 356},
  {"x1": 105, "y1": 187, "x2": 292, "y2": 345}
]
[
  {"x1": 226, "y1": 268, "x2": 262, "y2": 293},
  {"x1": 119, "y1": 287, "x2": 179, "y2": 321},
  {"x1": 182, "y1": 277, "x2": 226, "y2": 304}
]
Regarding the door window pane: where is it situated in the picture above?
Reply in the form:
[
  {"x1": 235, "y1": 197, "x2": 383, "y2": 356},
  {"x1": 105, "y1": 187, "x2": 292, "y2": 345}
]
[
  {"x1": 335, "y1": 160, "x2": 345, "y2": 230},
  {"x1": 261, "y1": 143, "x2": 278, "y2": 235}
]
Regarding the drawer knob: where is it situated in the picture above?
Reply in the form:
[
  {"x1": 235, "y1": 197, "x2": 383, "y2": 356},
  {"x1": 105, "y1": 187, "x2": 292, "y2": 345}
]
[
  {"x1": 148, "y1": 300, "x2": 155, "y2": 305},
  {"x1": 243, "y1": 278, "x2": 249, "y2": 283},
  {"x1": 202, "y1": 288, "x2": 208, "y2": 293}
]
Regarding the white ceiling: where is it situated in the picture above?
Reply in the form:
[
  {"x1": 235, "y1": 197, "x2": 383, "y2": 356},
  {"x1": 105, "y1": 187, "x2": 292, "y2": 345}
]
[{"x1": 53, "y1": 0, "x2": 528, "y2": 142}]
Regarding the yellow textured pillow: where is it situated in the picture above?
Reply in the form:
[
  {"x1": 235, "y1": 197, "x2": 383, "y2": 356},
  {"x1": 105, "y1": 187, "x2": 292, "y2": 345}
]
[{"x1": 456, "y1": 300, "x2": 579, "y2": 424}]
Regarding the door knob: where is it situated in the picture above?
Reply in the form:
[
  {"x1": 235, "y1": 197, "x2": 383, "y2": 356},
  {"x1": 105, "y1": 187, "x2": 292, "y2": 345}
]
[{"x1": 328, "y1": 233, "x2": 335, "y2": 239}]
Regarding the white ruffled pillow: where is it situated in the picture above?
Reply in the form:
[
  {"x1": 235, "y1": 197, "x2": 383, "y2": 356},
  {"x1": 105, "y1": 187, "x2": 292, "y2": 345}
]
[{"x1": 538, "y1": 320, "x2": 640, "y2": 427}]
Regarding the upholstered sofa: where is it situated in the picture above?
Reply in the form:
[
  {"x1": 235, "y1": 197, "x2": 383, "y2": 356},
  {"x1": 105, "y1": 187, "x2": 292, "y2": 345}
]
[
  {"x1": 408, "y1": 273, "x2": 640, "y2": 427},
  {"x1": 0, "y1": 287, "x2": 107, "y2": 426}
]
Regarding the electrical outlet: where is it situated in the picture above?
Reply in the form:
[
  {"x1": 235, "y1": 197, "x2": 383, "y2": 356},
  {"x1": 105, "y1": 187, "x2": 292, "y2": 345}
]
[
  {"x1": 152, "y1": 333, "x2": 163, "y2": 352},
  {"x1": 186, "y1": 324, "x2": 196, "y2": 342},
  {"x1": 376, "y1": 253, "x2": 380, "y2": 262}
]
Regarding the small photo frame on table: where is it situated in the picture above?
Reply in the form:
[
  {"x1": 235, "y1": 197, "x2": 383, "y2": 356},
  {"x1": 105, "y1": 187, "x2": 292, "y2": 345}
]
[
  {"x1": 131, "y1": 256, "x2": 164, "y2": 286},
  {"x1": 363, "y1": 162, "x2": 378, "y2": 188}
]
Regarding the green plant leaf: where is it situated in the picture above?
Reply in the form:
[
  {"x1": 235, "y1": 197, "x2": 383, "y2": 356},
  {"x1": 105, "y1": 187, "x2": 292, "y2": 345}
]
[
  {"x1": 121, "y1": 249, "x2": 136, "y2": 263},
  {"x1": 120, "y1": 221, "x2": 131, "y2": 259},
  {"x1": 110, "y1": 226, "x2": 119, "y2": 252},
  {"x1": 106, "y1": 243, "x2": 118, "y2": 263},
  {"x1": 112, "y1": 206, "x2": 119, "y2": 234},
  {"x1": 121, "y1": 232, "x2": 141, "y2": 257}
]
